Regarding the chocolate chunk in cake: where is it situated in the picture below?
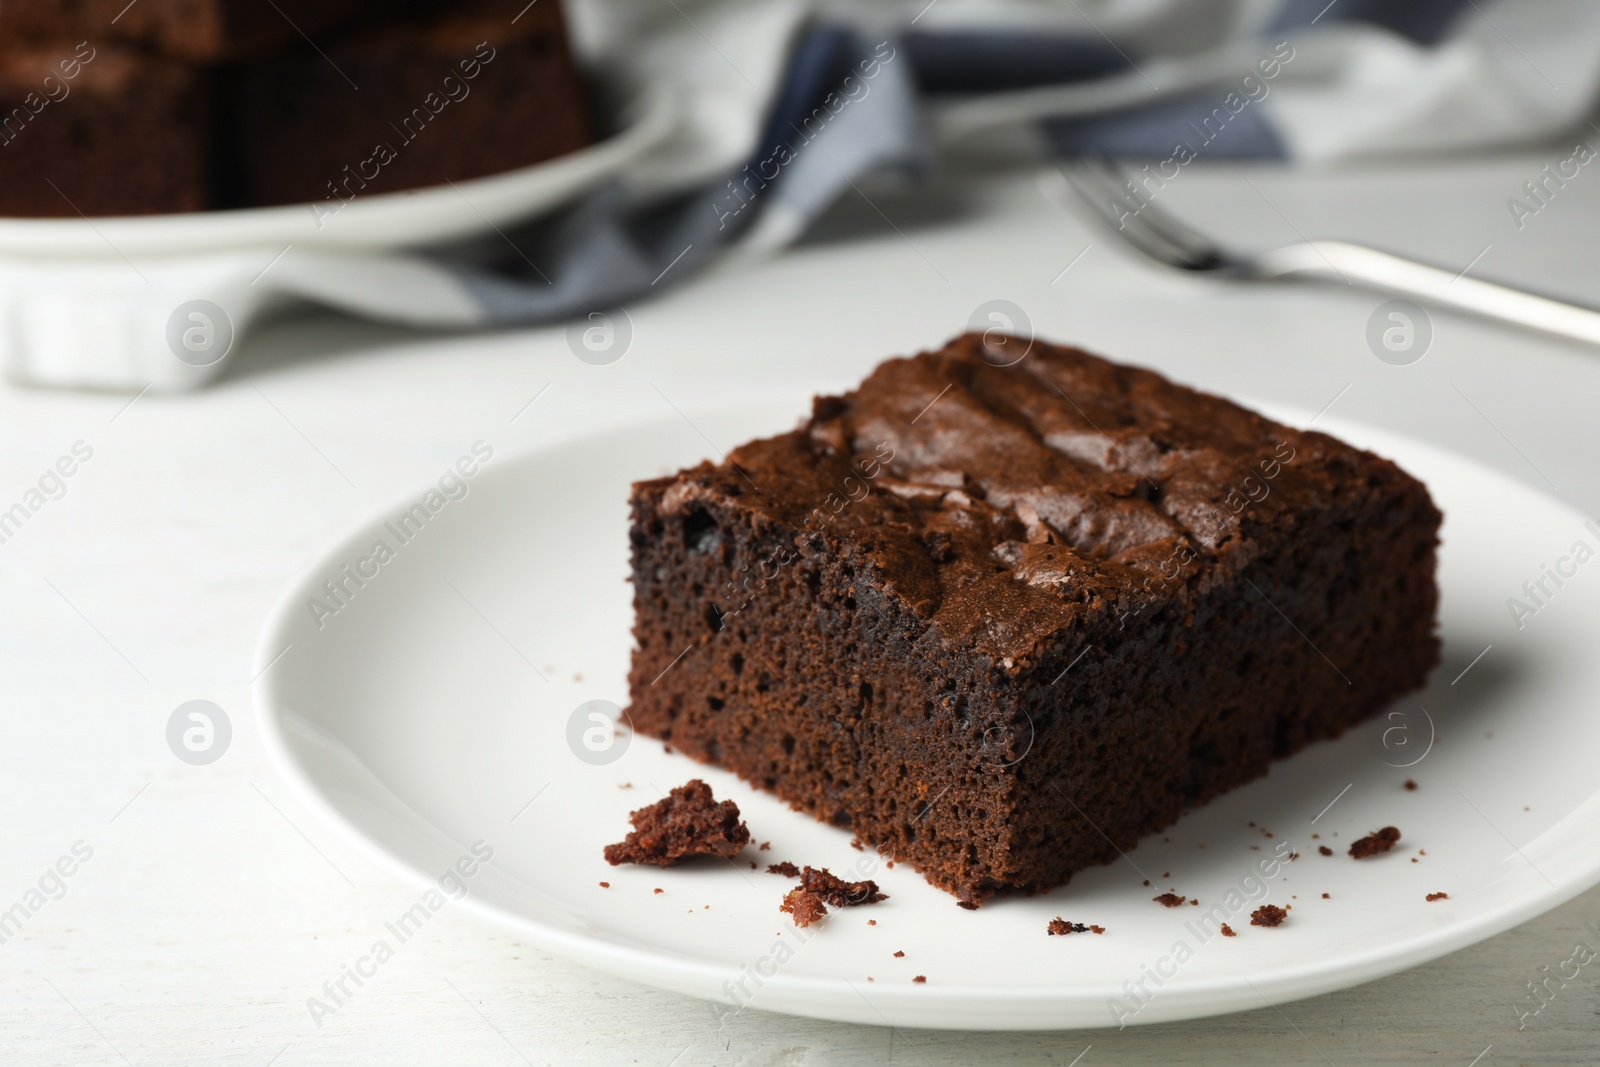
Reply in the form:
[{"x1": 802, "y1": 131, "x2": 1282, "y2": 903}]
[
  {"x1": 626, "y1": 333, "x2": 1441, "y2": 904},
  {"x1": 603, "y1": 780, "x2": 749, "y2": 867},
  {"x1": 1349, "y1": 826, "x2": 1402, "y2": 859}
]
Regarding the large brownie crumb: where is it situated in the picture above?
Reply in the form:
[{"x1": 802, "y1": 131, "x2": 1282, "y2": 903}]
[
  {"x1": 767, "y1": 861, "x2": 801, "y2": 877},
  {"x1": 1220, "y1": 923, "x2": 1237, "y2": 937},
  {"x1": 603, "y1": 780, "x2": 750, "y2": 867},
  {"x1": 780, "y1": 888, "x2": 828, "y2": 927},
  {"x1": 1349, "y1": 826, "x2": 1402, "y2": 859},
  {"x1": 1250, "y1": 904, "x2": 1287, "y2": 927},
  {"x1": 1153, "y1": 893, "x2": 1187, "y2": 908},
  {"x1": 797, "y1": 866, "x2": 887, "y2": 907}
]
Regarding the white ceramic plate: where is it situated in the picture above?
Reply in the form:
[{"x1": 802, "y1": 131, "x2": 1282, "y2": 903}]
[
  {"x1": 253, "y1": 395, "x2": 1600, "y2": 1031},
  {"x1": 0, "y1": 94, "x2": 676, "y2": 257}
]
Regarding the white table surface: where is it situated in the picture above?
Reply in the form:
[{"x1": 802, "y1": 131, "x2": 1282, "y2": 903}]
[{"x1": 4, "y1": 151, "x2": 1600, "y2": 1065}]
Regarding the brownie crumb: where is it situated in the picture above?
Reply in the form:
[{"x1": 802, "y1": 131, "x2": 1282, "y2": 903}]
[
  {"x1": 1322, "y1": 893, "x2": 1330, "y2": 899},
  {"x1": 767, "y1": 861, "x2": 801, "y2": 878},
  {"x1": 868, "y1": 919, "x2": 877, "y2": 926},
  {"x1": 1318, "y1": 846, "x2": 1334, "y2": 857},
  {"x1": 653, "y1": 888, "x2": 663, "y2": 894},
  {"x1": 780, "y1": 888, "x2": 829, "y2": 927},
  {"x1": 759, "y1": 841, "x2": 771, "y2": 851},
  {"x1": 956, "y1": 900, "x2": 979, "y2": 911},
  {"x1": 912, "y1": 976, "x2": 926, "y2": 984},
  {"x1": 1220, "y1": 923, "x2": 1236, "y2": 937},
  {"x1": 1250, "y1": 904, "x2": 1287, "y2": 928},
  {"x1": 1349, "y1": 826, "x2": 1402, "y2": 859},
  {"x1": 1153, "y1": 893, "x2": 1187, "y2": 908},
  {"x1": 1288, "y1": 852, "x2": 1300, "y2": 861},
  {"x1": 599, "y1": 881, "x2": 610, "y2": 889},
  {"x1": 797, "y1": 866, "x2": 888, "y2": 907},
  {"x1": 894, "y1": 950, "x2": 905, "y2": 957},
  {"x1": 604, "y1": 780, "x2": 750, "y2": 867},
  {"x1": 1426, "y1": 892, "x2": 1449, "y2": 902},
  {"x1": 1404, "y1": 779, "x2": 1418, "y2": 791}
]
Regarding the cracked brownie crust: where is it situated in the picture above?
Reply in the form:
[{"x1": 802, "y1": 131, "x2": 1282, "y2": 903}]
[{"x1": 626, "y1": 333, "x2": 1441, "y2": 904}]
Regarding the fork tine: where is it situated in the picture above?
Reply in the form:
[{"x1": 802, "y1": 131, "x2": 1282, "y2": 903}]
[
  {"x1": 1057, "y1": 162, "x2": 1190, "y2": 268},
  {"x1": 1059, "y1": 155, "x2": 1230, "y2": 272},
  {"x1": 1077, "y1": 154, "x2": 1229, "y2": 269}
]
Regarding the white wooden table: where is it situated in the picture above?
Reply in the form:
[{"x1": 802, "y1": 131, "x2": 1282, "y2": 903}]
[{"x1": 3, "y1": 152, "x2": 1599, "y2": 1065}]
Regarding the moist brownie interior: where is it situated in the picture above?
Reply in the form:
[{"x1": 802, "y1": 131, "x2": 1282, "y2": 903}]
[{"x1": 626, "y1": 333, "x2": 1441, "y2": 905}]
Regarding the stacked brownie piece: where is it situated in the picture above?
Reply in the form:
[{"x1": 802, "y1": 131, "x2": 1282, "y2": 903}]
[
  {"x1": 627, "y1": 334, "x2": 1442, "y2": 906},
  {"x1": 0, "y1": 0, "x2": 592, "y2": 217}
]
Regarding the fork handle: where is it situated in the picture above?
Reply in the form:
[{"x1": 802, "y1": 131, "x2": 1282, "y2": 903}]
[{"x1": 1252, "y1": 240, "x2": 1600, "y2": 348}]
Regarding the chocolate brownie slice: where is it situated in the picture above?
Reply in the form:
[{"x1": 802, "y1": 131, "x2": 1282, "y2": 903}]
[
  {"x1": 0, "y1": 40, "x2": 212, "y2": 216},
  {"x1": 235, "y1": 0, "x2": 591, "y2": 207},
  {"x1": 626, "y1": 333, "x2": 1441, "y2": 905},
  {"x1": 0, "y1": 0, "x2": 443, "y2": 62}
]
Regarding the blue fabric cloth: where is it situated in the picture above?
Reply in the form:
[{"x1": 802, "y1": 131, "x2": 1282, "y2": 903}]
[{"x1": 389, "y1": 0, "x2": 1592, "y2": 329}]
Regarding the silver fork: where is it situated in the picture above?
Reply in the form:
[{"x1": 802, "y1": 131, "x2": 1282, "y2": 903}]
[{"x1": 1059, "y1": 156, "x2": 1600, "y2": 349}]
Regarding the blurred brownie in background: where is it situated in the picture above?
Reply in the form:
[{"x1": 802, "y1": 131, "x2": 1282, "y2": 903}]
[
  {"x1": 0, "y1": 40, "x2": 213, "y2": 216},
  {"x1": 0, "y1": 0, "x2": 408, "y2": 62},
  {"x1": 236, "y1": 0, "x2": 592, "y2": 208}
]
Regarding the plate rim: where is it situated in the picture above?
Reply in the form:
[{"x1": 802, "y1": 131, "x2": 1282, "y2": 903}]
[{"x1": 252, "y1": 397, "x2": 1600, "y2": 1030}]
